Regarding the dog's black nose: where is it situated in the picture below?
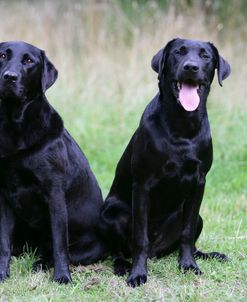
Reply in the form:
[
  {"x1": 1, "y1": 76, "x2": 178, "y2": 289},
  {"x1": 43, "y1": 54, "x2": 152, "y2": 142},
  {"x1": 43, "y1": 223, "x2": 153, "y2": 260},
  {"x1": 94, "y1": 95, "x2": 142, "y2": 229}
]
[
  {"x1": 183, "y1": 61, "x2": 199, "y2": 73},
  {"x1": 3, "y1": 71, "x2": 18, "y2": 82}
]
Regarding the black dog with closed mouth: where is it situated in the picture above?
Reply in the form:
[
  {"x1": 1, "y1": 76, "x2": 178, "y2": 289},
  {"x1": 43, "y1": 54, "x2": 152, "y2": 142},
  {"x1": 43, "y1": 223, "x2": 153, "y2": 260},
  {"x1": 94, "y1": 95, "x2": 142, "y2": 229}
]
[
  {"x1": 100, "y1": 38, "x2": 231, "y2": 287},
  {"x1": 0, "y1": 41, "x2": 106, "y2": 284}
]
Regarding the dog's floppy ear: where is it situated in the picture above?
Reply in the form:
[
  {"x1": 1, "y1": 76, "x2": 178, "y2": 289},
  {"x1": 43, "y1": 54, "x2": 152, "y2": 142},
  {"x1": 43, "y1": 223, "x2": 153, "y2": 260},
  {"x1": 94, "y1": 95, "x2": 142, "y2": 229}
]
[
  {"x1": 209, "y1": 43, "x2": 231, "y2": 86},
  {"x1": 151, "y1": 47, "x2": 164, "y2": 75},
  {"x1": 151, "y1": 38, "x2": 178, "y2": 80},
  {"x1": 41, "y1": 50, "x2": 58, "y2": 93}
]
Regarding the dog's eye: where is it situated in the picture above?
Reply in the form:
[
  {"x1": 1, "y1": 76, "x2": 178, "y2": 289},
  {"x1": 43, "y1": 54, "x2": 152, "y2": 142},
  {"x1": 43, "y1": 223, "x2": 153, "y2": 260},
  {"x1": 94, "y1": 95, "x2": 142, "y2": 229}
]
[
  {"x1": 200, "y1": 48, "x2": 210, "y2": 59},
  {"x1": 0, "y1": 53, "x2": 6, "y2": 59},
  {"x1": 201, "y1": 53, "x2": 210, "y2": 59},
  {"x1": 179, "y1": 46, "x2": 187, "y2": 55},
  {"x1": 24, "y1": 57, "x2": 33, "y2": 64},
  {"x1": 175, "y1": 47, "x2": 187, "y2": 56}
]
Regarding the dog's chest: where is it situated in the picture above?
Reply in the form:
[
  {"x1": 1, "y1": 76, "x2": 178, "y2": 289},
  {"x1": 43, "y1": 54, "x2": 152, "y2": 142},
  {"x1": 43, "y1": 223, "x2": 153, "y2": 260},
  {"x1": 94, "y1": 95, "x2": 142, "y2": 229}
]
[
  {"x1": 0, "y1": 160, "x2": 48, "y2": 227},
  {"x1": 158, "y1": 135, "x2": 202, "y2": 177},
  {"x1": 148, "y1": 139, "x2": 204, "y2": 216}
]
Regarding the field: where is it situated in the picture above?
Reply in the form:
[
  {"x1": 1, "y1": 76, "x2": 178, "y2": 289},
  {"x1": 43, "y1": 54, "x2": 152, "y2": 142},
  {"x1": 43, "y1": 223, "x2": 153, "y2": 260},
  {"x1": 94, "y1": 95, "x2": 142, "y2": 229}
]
[{"x1": 0, "y1": 1, "x2": 246, "y2": 301}]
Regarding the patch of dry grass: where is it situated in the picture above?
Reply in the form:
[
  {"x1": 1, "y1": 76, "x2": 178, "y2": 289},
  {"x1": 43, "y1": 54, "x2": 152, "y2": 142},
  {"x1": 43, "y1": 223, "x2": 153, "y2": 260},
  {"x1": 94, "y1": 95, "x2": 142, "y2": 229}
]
[{"x1": 0, "y1": 0, "x2": 245, "y2": 110}]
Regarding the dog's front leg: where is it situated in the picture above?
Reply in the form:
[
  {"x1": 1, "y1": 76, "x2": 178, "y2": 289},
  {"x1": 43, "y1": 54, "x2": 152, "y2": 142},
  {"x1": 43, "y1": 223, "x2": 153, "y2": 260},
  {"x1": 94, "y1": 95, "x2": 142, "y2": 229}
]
[
  {"x1": 179, "y1": 175, "x2": 205, "y2": 275},
  {"x1": 127, "y1": 182, "x2": 149, "y2": 287},
  {"x1": 48, "y1": 190, "x2": 71, "y2": 284},
  {"x1": 0, "y1": 197, "x2": 15, "y2": 282}
]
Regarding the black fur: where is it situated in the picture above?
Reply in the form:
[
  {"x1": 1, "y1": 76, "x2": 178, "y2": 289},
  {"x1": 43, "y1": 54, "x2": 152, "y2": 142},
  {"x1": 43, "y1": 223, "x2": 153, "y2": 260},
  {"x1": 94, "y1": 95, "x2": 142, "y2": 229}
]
[
  {"x1": 100, "y1": 38, "x2": 230, "y2": 287},
  {"x1": 0, "y1": 41, "x2": 107, "y2": 284}
]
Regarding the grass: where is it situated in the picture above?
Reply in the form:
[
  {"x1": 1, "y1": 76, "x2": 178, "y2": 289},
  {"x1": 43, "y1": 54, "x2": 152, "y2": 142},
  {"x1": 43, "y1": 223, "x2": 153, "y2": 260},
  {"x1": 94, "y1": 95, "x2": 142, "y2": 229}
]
[{"x1": 0, "y1": 0, "x2": 246, "y2": 301}]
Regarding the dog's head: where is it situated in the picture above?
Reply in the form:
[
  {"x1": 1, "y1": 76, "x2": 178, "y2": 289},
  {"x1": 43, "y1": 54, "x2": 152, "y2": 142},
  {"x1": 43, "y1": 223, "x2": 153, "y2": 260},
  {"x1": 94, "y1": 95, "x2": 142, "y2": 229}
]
[
  {"x1": 0, "y1": 41, "x2": 57, "y2": 100},
  {"x1": 151, "y1": 38, "x2": 231, "y2": 111}
]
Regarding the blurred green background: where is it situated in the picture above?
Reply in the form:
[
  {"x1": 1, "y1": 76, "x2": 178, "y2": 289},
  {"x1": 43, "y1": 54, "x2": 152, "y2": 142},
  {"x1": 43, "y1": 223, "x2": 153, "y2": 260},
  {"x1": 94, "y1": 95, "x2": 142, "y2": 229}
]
[{"x1": 0, "y1": 1, "x2": 246, "y2": 301}]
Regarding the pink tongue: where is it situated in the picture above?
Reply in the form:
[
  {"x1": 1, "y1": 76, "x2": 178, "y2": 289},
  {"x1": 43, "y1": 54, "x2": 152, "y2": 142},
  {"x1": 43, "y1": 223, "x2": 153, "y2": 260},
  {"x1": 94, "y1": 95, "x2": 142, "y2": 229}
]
[{"x1": 179, "y1": 83, "x2": 200, "y2": 111}]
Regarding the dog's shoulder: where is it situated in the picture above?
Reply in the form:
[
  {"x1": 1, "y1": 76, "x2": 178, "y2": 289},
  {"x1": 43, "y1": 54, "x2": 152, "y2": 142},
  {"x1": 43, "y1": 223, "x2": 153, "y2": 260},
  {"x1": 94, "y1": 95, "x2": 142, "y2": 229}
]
[{"x1": 0, "y1": 98, "x2": 64, "y2": 158}]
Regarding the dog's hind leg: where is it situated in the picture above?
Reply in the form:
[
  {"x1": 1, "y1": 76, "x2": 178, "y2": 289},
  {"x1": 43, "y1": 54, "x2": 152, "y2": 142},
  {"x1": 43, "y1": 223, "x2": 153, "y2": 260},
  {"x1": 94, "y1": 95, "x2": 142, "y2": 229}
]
[
  {"x1": 32, "y1": 232, "x2": 53, "y2": 272},
  {"x1": 69, "y1": 232, "x2": 108, "y2": 266},
  {"x1": 113, "y1": 257, "x2": 132, "y2": 276},
  {"x1": 149, "y1": 211, "x2": 208, "y2": 259},
  {"x1": 100, "y1": 198, "x2": 131, "y2": 255},
  {"x1": 149, "y1": 209, "x2": 183, "y2": 258},
  {"x1": 32, "y1": 247, "x2": 53, "y2": 272},
  {"x1": 100, "y1": 197, "x2": 132, "y2": 276}
]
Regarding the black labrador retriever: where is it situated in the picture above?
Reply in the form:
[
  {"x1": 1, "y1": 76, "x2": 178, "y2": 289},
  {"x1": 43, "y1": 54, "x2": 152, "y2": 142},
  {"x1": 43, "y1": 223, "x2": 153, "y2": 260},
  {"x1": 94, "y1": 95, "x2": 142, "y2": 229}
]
[
  {"x1": 100, "y1": 38, "x2": 231, "y2": 287},
  {"x1": 0, "y1": 41, "x2": 106, "y2": 284}
]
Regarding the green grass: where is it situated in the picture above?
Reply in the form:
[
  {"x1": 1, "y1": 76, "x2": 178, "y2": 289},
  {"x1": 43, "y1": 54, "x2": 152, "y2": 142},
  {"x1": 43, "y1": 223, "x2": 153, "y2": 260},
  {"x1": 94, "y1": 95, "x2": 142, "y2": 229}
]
[{"x1": 0, "y1": 0, "x2": 246, "y2": 301}]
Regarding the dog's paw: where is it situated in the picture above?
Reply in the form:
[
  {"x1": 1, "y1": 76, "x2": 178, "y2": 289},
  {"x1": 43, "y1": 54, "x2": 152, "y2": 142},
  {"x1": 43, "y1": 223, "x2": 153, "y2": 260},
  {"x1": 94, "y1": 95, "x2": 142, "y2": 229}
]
[
  {"x1": 209, "y1": 252, "x2": 228, "y2": 262},
  {"x1": 194, "y1": 250, "x2": 228, "y2": 262},
  {"x1": 179, "y1": 259, "x2": 202, "y2": 275},
  {"x1": 127, "y1": 272, "x2": 147, "y2": 287},
  {"x1": 54, "y1": 272, "x2": 71, "y2": 284},
  {"x1": 114, "y1": 258, "x2": 131, "y2": 276}
]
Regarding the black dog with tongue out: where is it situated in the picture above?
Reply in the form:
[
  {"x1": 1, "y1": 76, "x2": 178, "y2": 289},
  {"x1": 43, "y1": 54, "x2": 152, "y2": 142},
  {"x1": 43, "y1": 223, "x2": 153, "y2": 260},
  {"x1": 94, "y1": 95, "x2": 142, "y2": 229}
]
[{"x1": 100, "y1": 38, "x2": 231, "y2": 287}]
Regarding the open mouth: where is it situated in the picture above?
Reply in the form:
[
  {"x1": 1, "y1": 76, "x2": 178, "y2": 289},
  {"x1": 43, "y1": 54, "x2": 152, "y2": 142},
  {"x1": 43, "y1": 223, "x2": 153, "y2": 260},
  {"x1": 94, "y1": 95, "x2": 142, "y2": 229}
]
[{"x1": 173, "y1": 80, "x2": 203, "y2": 112}]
